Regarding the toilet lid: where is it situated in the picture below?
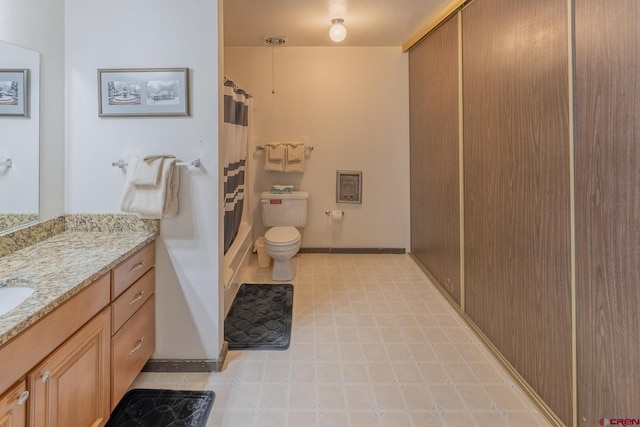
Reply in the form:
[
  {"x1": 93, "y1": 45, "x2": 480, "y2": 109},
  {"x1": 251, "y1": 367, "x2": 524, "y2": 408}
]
[{"x1": 264, "y1": 226, "x2": 300, "y2": 245}]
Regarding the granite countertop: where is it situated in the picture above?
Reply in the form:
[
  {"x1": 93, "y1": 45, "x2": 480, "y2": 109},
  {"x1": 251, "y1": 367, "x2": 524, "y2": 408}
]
[{"x1": 0, "y1": 229, "x2": 156, "y2": 346}]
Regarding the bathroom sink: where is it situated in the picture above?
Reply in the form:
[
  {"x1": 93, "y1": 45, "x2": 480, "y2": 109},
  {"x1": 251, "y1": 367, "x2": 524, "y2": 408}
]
[{"x1": 0, "y1": 284, "x2": 35, "y2": 316}]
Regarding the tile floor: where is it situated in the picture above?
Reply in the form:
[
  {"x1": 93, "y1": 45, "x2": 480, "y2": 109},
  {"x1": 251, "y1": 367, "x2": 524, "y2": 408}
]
[{"x1": 132, "y1": 253, "x2": 552, "y2": 426}]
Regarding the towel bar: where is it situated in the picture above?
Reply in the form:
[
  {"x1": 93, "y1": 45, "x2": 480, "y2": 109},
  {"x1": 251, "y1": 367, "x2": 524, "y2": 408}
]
[
  {"x1": 256, "y1": 145, "x2": 314, "y2": 152},
  {"x1": 0, "y1": 159, "x2": 11, "y2": 168},
  {"x1": 112, "y1": 158, "x2": 201, "y2": 168}
]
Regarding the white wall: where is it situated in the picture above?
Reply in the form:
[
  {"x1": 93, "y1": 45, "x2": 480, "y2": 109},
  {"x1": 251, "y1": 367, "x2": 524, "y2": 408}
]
[
  {"x1": 225, "y1": 47, "x2": 411, "y2": 250},
  {"x1": 0, "y1": 0, "x2": 65, "y2": 221},
  {"x1": 65, "y1": 0, "x2": 223, "y2": 360}
]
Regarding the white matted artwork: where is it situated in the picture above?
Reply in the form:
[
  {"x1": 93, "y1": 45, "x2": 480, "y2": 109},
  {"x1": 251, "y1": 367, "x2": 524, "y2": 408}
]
[
  {"x1": 98, "y1": 68, "x2": 189, "y2": 117},
  {"x1": 0, "y1": 69, "x2": 29, "y2": 117}
]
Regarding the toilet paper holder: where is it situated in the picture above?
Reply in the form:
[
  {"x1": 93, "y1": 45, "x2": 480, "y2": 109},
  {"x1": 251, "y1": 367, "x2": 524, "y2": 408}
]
[{"x1": 325, "y1": 210, "x2": 344, "y2": 221}]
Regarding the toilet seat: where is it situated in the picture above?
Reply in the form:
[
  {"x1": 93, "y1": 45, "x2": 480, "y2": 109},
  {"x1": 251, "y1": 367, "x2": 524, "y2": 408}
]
[{"x1": 264, "y1": 226, "x2": 300, "y2": 246}]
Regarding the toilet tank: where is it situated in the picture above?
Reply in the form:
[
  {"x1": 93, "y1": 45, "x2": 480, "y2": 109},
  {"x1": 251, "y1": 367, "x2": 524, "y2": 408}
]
[{"x1": 261, "y1": 191, "x2": 309, "y2": 227}]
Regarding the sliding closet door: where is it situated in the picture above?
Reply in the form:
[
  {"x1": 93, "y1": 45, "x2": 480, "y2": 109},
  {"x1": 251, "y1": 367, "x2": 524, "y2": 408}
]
[
  {"x1": 575, "y1": 1, "x2": 640, "y2": 424},
  {"x1": 462, "y1": 0, "x2": 572, "y2": 424},
  {"x1": 409, "y1": 16, "x2": 461, "y2": 304}
]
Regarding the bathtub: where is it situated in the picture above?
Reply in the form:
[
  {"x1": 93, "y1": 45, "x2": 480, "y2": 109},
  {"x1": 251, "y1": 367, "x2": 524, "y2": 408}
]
[{"x1": 223, "y1": 222, "x2": 253, "y2": 317}]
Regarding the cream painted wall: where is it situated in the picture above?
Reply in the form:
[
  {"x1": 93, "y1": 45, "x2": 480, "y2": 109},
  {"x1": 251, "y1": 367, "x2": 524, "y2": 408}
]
[
  {"x1": 225, "y1": 47, "x2": 411, "y2": 250},
  {"x1": 0, "y1": 0, "x2": 65, "y2": 221},
  {"x1": 65, "y1": 0, "x2": 223, "y2": 360}
]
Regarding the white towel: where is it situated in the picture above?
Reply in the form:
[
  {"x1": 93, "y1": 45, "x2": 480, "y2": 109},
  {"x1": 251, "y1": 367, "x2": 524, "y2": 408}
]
[
  {"x1": 127, "y1": 155, "x2": 175, "y2": 185},
  {"x1": 264, "y1": 143, "x2": 285, "y2": 172},
  {"x1": 120, "y1": 156, "x2": 180, "y2": 218},
  {"x1": 285, "y1": 143, "x2": 305, "y2": 173}
]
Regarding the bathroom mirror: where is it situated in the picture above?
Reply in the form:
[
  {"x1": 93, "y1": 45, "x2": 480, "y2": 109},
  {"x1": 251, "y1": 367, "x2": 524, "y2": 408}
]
[{"x1": 0, "y1": 40, "x2": 40, "y2": 233}]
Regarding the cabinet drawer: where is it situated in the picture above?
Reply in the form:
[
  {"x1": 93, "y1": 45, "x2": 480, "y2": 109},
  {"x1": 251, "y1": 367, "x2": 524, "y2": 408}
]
[
  {"x1": 112, "y1": 268, "x2": 155, "y2": 335},
  {"x1": 111, "y1": 296, "x2": 155, "y2": 409},
  {"x1": 112, "y1": 241, "x2": 155, "y2": 299}
]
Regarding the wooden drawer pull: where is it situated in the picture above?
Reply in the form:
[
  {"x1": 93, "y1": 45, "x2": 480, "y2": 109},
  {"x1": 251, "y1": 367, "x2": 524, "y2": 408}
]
[
  {"x1": 129, "y1": 261, "x2": 144, "y2": 273},
  {"x1": 128, "y1": 337, "x2": 145, "y2": 356},
  {"x1": 129, "y1": 291, "x2": 145, "y2": 305},
  {"x1": 17, "y1": 390, "x2": 29, "y2": 406}
]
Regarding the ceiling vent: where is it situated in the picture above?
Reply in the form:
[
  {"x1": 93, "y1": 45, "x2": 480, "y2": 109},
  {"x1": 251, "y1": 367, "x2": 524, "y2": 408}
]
[{"x1": 263, "y1": 36, "x2": 287, "y2": 46}]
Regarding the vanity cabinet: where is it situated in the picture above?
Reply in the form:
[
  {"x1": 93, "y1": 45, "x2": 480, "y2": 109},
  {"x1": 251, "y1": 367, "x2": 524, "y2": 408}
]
[
  {"x1": 0, "y1": 239, "x2": 156, "y2": 427},
  {"x1": 0, "y1": 381, "x2": 28, "y2": 427},
  {"x1": 28, "y1": 309, "x2": 110, "y2": 427}
]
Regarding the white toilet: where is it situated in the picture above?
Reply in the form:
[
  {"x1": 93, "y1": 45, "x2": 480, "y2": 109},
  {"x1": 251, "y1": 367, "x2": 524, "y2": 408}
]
[{"x1": 260, "y1": 191, "x2": 309, "y2": 281}]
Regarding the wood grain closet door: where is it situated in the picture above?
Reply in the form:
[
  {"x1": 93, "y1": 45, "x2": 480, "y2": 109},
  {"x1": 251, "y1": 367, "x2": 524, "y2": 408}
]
[
  {"x1": 462, "y1": 0, "x2": 572, "y2": 423},
  {"x1": 409, "y1": 15, "x2": 461, "y2": 304},
  {"x1": 575, "y1": 1, "x2": 640, "y2": 424}
]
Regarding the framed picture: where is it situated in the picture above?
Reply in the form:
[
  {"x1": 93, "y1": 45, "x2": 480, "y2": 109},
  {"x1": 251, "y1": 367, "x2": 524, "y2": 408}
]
[
  {"x1": 98, "y1": 68, "x2": 189, "y2": 117},
  {"x1": 0, "y1": 69, "x2": 29, "y2": 117}
]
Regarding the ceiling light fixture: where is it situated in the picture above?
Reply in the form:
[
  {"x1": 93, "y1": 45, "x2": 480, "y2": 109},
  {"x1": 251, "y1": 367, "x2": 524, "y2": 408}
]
[{"x1": 329, "y1": 18, "x2": 347, "y2": 43}]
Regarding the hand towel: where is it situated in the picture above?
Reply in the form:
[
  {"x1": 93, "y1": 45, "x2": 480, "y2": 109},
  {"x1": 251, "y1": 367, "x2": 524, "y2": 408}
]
[
  {"x1": 264, "y1": 143, "x2": 285, "y2": 172},
  {"x1": 160, "y1": 160, "x2": 180, "y2": 218},
  {"x1": 126, "y1": 156, "x2": 163, "y2": 185},
  {"x1": 285, "y1": 143, "x2": 305, "y2": 173},
  {"x1": 120, "y1": 156, "x2": 179, "y2": 218}
]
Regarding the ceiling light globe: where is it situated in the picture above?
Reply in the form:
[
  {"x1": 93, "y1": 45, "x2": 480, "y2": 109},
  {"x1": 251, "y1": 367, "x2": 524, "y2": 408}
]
[{"x1": 329, "y1": 19, "x2": 347, "y2": 43}]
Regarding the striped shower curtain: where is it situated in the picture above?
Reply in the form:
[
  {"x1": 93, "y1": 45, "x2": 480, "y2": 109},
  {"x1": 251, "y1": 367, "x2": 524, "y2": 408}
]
[{"x1": 223, "y1": 78, "x2": 250, "y2": 254}]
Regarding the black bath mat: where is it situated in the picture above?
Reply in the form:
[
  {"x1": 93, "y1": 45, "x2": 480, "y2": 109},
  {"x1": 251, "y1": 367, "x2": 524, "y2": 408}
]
[
  {"x1": 225, "y1": 283, "x2": 294, "y2": 350},
  {"x1": 105, "y1": 389, "x2": 215, "y2": 427}
]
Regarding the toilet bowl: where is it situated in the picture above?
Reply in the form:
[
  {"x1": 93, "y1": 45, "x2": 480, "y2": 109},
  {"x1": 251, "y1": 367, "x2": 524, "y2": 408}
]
[
  {"x1": 263, "y1": 226, "x2": 301, "y2": 281},
  {"x1": 261, "y1": 190, "x2": 309, "y2": 281}
]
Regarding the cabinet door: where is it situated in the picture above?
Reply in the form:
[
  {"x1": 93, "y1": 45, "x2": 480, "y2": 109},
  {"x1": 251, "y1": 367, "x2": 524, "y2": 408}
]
[
  {"x1": 575, "y1": 1, "x2": 640, "y2": 424},
  {"x1": 409, "y1": 14, "x2": 461, "y2": 304},
  {"x1": 0, "y1": 381, "x2": 28, "y2": 427},
  {"x1": 29, "y1": 309, "x2": 110, "y2": 427},
  {"x1": 462, "y1": 0, "x2": 572, "y2": 424}
]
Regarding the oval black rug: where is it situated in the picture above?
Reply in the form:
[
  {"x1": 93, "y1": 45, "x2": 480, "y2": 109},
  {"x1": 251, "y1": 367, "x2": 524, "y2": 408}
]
[
  {"x1": 105, "y1": 389, "x2": 215, "y2": 427},
  {"x1": 224, "y1": 283, "x2": 294, "y2": 350}
]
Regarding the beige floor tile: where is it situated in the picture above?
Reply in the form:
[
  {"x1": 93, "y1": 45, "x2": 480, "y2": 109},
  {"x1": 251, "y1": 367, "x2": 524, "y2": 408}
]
[
  {"x1": 290, "y1": 361, "x2": 316, "y2": 383},
  {"x1": 379, "y1": 411, "x2": 413, "y2": 427},
  {"x1": 402, "y1": 384, "x2": 434, "y2": 410},
  {"x1": 287, "y1": 411, "x2": 318, "y2": 427},
  {"x1": 457, "y1": 384, "x2": 495, "y2": 410},
  {"x1": 409, "y1": 412, "x2": 445, "y2": 426},
  {"x1": 259, "y1": 383, "x2": 289, "y2": 410},
  {"x1": 373, "y1": 384, "x2": 407, "y2": 410},
  {"x1": 345, "y1": 384, "x2": 377, "y2": 410},
  {"x1": 318, "y1": 411, "x2": 349, "y2": 427},
  {"x1": 288, "y1": 384, "x2": 317, "y2": 410},
  {"x1": 350, "y1": 411, "x2": 382, "y2": 427},
  {"x1": 317, "y1": 384, "x2": 347, "y2": 410},
  {"x1": 441, "y1": 412, "x2": 477, "y2": 426},
  {"x1": 130, "y1": 254, "x2": 551, "y2": 427},
  {"x1": 341, "y1": 362, "x2": 370, "y2": 384},
  {"x1": 429, "y1": 384, "x2": 466, "y2": 410}
]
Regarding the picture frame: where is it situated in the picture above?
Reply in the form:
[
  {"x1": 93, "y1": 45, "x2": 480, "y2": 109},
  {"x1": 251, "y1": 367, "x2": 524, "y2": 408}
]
[
  {"x1": 98, "y1": 68, "x2": 189, "y2": 117},
  {"x1": 0, "y1": 69, "x2": 29, "y2": 117},
  {"x1": 336, "y1": 170, "x2": 363, "y2": 204}
]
